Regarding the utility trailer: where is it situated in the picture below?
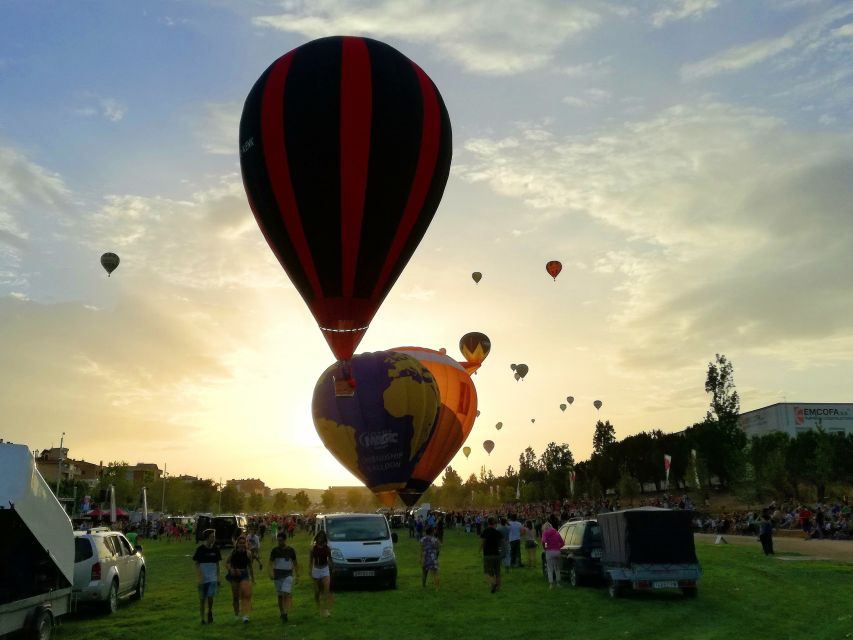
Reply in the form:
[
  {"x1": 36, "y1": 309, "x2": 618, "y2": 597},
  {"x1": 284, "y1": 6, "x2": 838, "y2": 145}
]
[
  {"x1": 597, "y1": 507, "x2": 701, "y2": 598},
  {"x1": 0, "y1": 443, "x2": 74, "y2": 639}
]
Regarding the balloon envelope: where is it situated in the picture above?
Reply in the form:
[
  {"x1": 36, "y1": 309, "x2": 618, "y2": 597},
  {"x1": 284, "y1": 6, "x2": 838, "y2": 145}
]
[
  {"x1": 483, "y1": 440, "x2": 494, "y2": 455},
  {"x1": 390, "y1": 346, "x2": 477, "y2": 505},
  {"x1": 567, "y1": 396, "x2": 574, "y2": 405},
  {"x1": 531, "y1": 418, "x2": 535, "y2": 423},
  {"x1": 594, "y1": 400, "x2": 603, "y2": 410},
  {"x1": 560, "y1": 404, "x2": 567, "y2": 412},
  {"x1": 100, "y1": 253, "x2": 120, "y2": 276},
  {"x1": 514, "y1": 372, "x2": 520, "y2": 381},
  {"x1": 515, "y1": 364, "x2": 529, "y2": 379},
  {"x1": 462, "y1": 446, "x2": 471, "y2": 458},
  {"x1": 240, "y1": 37, "x2": 452, "y2": 362},
  {"x1": 471, "y1": 271, "x2": 482, "y2": 284},
  {"x1": 459, "y1": 332, "x2": 491, "y2": 367},
  {"x1": 495, "y1": 422, "x2": 502, "y2": 431},
  {"x1": 312, "y1": 351, "x2": 440, "y2": 499},
  {"x1": 546, "y1": 260, "x2": 562, "y2": 280}
]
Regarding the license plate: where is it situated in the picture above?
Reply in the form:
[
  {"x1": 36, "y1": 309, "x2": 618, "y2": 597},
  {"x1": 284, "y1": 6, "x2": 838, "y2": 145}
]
[
  {"x1": 353, "y1": 571, "x2": 375, "y2": 577},
  {"x1": 591, "y1": 549, "x2": 602, "y2": 558},
  {"x1": 653, "y1": 581, "x2": 678, "y2": 589}
]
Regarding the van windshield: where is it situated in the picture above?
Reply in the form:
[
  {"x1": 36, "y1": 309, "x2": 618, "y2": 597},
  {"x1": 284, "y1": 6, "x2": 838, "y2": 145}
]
[{"x1": 326, "y1": 517, "x2": 389, "y2": 541}]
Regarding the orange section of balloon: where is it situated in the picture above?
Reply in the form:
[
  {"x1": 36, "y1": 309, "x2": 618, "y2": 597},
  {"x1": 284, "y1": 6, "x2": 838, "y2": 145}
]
[{"x1": 391, "y1": 346, "x2": 478, "y2": 506}]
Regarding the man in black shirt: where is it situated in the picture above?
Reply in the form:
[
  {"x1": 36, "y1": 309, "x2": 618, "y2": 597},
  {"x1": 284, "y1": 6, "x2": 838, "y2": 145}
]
[
  {"x1": 268, "y1": 532, "x2": 299, "y2": 622},
  {"x1": 479, "y1": 516, "x2": 504, "y2": 593},
  {"x1": 192, "y1": 529, "x2": 222, "y2": 624}
]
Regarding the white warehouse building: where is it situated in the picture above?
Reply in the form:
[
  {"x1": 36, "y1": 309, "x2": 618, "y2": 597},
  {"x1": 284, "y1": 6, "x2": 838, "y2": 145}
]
[{"x1": 738, "y1": 403, "x2": 853, "y2": 438}]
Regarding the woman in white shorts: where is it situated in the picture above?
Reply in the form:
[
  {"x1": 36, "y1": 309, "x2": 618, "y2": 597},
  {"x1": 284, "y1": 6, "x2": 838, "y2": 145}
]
[{"x1": 310, "y1": 531, "x2": 334, "y2": 617}]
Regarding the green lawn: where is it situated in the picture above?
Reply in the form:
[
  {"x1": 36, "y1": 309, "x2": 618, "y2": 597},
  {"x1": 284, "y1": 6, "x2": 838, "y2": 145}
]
[{"x1": 56, "y1": 528, "x2": 853, "y2": 640}]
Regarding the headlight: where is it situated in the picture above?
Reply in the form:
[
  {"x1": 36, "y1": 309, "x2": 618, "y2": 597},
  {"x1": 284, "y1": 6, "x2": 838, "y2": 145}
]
[
  {"x1": 381, "y1": 547, "x2": 395, "y2": 560},
  {"x1": 330, "y1": 548, "x2": 345, "y2": 561}
]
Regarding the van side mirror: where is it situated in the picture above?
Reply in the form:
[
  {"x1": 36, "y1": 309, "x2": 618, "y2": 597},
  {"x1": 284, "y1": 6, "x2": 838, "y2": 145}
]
[{"x1": 391, "y1": 532, "x2": 398, "y2": 544}]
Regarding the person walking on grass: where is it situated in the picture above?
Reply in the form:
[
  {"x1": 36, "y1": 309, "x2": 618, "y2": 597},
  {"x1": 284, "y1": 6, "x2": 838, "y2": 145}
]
[
  {"x1": 192, "y1": 528, "x2": 221, "y2": 625},
  {"x1": 759, "y1": 512, "x2": 774, "y2": 556},
  {"x1": 269, "y1": 531, "x2": 298, "y2": 623},
  {"x1": 541, "y1": 522, "x2": 564, "y2": 589},
  {"x1": 480, "y1": 516, "x2": 504, "y2": 594},
  {"x1": 310, "y1": 530, "x2": 334, "y2": 617},
  {"x1": 420, "y1": 525, "x2": 441, "y2": 589},
  {"x1": 523, "y1": 519, "x2": 537, "y2": 569},
  {"x1": 226, "y1": 535, "x2": 255, "y2": 623},
  {"x1": 247, "y1": 528, "x2": 263, "y2": 571}
]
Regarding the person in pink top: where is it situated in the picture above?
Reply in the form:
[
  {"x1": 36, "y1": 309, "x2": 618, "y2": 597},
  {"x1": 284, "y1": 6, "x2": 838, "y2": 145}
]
[{"x1": 541, "y1": 522, "x2": 564, "y2": 589}]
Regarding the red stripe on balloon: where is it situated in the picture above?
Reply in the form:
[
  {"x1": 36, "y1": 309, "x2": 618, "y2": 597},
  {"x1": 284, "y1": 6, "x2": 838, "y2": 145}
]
[
  {"x1": 371, "y1": 63, "x2": 441, "y2": 300},
  {"x1": 339, "y1": 37, "x2": 372, "y2": 299},
  {"x1": 261, "y1": 52, "x2": 324, "y2": 299}
]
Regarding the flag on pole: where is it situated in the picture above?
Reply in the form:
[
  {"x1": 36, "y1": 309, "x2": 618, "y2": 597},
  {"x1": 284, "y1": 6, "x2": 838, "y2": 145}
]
[
  {"x1": 109, "y1": 484, "x2": 117, "y2": 524},
  {"x1": 691, "y1": 449, "x2": 700, "y2": 488},
  {"x1": 570, "y1": 470, "x2": 576, "y2": 497},
  {"x1": 142, "y1": 487, "x2": 148, "y2": 524},
  {"x1": 664, "y1": 454, "x2": 672, "y2": 490},
  {"x1": 516, "y1": 475, "x2": 521, "y2": 500}
]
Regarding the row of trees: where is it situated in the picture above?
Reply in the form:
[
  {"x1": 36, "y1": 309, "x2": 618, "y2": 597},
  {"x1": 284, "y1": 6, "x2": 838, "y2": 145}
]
[{"x1": 423, "y1": 355, "x2": 853, "y2": 508}]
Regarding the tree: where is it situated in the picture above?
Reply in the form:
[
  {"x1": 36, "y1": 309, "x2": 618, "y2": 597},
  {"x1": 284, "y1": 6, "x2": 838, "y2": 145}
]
[
  {"x1": 592, "y1": 420, "x2": 616, "y2": 455},
  {"x1": 705, "y1": 353, "x2": 740, "y2": 425},
  {"x1": 294, "y1": 490, "x2": 310, "y2": 511},
  {"x1": 273, "y1": 492, "x2": 289, "y2": 512},
  {"x1": 320, "y1": 489, "x2": 336, "y2": 510},
  {"x1": 97, "y1": 461, "x2": 134, "y2": 508},
  {"x1": 617, "y1": 466, "x2": 641, "y2": 505},
  {"x1": 248, "y1": 492, "x2": 264, "y2": 513},
  {"x1": 220, "y1": 484, "x2": 244, "y2": 513},
  {"x1": 345, "y1": 488, "x2": 363, "y2": 510}
]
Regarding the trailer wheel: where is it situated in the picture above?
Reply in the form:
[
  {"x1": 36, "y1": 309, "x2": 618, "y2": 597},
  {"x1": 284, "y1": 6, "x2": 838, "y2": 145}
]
[{"x1": 27, "y1": 607, "x2": 53, "y2": 640}]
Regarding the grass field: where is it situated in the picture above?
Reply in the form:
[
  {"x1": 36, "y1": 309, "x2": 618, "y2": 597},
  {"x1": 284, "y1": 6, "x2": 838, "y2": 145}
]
[{"x1": 56, "y1": 528, "x2": 853, "y2": 640}]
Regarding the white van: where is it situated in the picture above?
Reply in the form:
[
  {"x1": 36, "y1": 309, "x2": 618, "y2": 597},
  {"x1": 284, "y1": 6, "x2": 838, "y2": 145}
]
[{"x1": 314, "y1": 513, "x2": 398, "y2": 589}]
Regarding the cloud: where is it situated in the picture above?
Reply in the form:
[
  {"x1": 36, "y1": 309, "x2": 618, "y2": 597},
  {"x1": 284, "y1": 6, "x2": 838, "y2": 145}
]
[
  {"x1": 73, "y1": 95, "x2": 128, "y2": 122},
  {"x1": 194, "y1": 102, "x2": 241, "y2": 155},
  {"x1": 251, "y1": 0, "x2": 602, "y2": 75},
  {"x1": 100, "y1": 98, "x2": 127, "y2": 122},
  {"x1": 652, "y1": 0, "x2": 720, "y2": 27},
  {"x1": 456, "y1": 101, "x2": 853, "y2": 370},
  {"x1": 562, "y1": 87, "x2": 612, "y2": 107},
  {"x1": 558, "y1": 56, "x2": 613, "y2": 78},
  {"x1": 681, "y1": 3, "x2": 853, "y2": 79},
  {"x1": 399, "y1": 285, "x2": 436, "y2": 301}
]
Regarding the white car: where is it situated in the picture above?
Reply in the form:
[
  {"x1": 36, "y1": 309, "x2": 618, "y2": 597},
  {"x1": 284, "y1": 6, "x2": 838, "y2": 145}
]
[{"x1": 73, "y1": 528, "x2": 146, "y2": 613}]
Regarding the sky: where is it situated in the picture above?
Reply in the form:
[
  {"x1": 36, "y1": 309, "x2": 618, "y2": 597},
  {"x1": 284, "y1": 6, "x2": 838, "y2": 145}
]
[{"x1": 1, "y1": 0, "x2": 852, "y2": 490}]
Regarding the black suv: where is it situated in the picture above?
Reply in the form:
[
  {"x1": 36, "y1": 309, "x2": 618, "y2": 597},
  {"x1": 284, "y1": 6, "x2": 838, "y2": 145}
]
[
  {"x1": 195, "y1": 514, "x2": 248, "y2": 548},
  {"x1": 541, "y1": 518, "x2": 603, "y2": 586}
]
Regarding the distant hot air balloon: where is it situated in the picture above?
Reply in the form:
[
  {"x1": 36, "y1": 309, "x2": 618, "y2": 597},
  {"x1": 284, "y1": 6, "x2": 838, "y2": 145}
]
[
  {"x1": 514, "y1": 372, "x2": 521, "y2": 381},
  {"x1": 476, "y1": 410, "x2": 480, "y2": 417},
  {"x1": 546, "y1": 260, "x2": 562, "y2": 281},
  {"x1": 312, "y1": 351, "x2": 440, "y2": 505},
  {"x1": 463, "y1": 446, "x2": 471, "y2": 458},
  {"x1": 515, "y1": 364, "x2": 529, "y2": 380},
  {"x1": 510, "y1": 364, "x2": 517, "y2": 371},
  {"x1": 594, "y1": 400, "x2": 603, "y2": 410},
  {"x1": 531, "y1": 418, "x2": 535, "y2": 423},
  {"x1": 100, "y1": 253, "x2": 120, "y2": 277},
  {"x1": 483, "y1": 440, "x2": 495, "y2": 455},
  {"x1": 459, "y1": 332, "x2": 490, "y2": 376},
  {"x1": 472, "y1": 271, "x2": 482, "y2": 284},
  {"x1": 560, "y1": 403, "x2": 567, "y2": 412},
  {"x1": 240, "y1": 36, "x2": 452, "y2": 363},
  {"x1": 567, "y1": 396, "x2": 574, "y2": 405},
  {"x1": 391, "y1": 346, "x2": 478, "y2": 506},
  {"x1": 495, "y1": 422, "x2": 503, "y2": 431}
]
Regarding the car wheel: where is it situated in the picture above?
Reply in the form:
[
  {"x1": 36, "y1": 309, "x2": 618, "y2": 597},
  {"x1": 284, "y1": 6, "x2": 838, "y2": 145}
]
[
  {"x1": 102, "y1": 579, "x2": 119, "y2": 614},
  {"x1": 569, "y1": 566, "x2": 580, "y2": 587},
  {"x1": 682, "y1": 587, "x2": 698, "y2": 598},
  {"x1": 131, "y1": 568, "x2": 146, "y2": 600},
  {"x1": 27, "y1": 607, "x2": 53, "y2": 640}
]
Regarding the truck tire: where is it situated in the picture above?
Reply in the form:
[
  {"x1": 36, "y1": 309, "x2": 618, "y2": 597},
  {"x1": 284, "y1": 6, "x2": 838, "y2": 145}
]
[
  {"x1": 27, "y1": 607, "x2": 53, "y2": 640},
  {"x1": 131, "y1": 569, "x2": 146, "y2": 600}
]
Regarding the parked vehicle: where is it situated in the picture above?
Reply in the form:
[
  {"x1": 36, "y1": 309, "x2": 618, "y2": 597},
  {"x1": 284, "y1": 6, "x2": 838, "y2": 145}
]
[
  {"x1": 598, "y1": 507, "x2": 701, "y2": 598},
  {"x1": 314, "y1": 513, "x2": 398, "y2": 589},
  {"x1": 540, "y1": 518, "x2": 603, "y2": 586},
  {"x1": 195, "y1": 514, "x2": 247, "y2": 547},
  {"x1": 0, "y1": 443, "x2": 74, "y2": 640},
  {"x1": 72, "y1": 528, "x2": 146, "y2": 613}
]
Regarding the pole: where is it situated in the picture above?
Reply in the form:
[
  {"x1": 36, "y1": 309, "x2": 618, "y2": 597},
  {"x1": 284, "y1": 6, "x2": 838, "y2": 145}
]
[
  {"x1": 218, "y1": 477, "x2": 222, "y2": 514},
  {"x1": 161, "y1": 463, "x2": 167, "y2": 513},
  {"x1": 55, "y1": 432, "x2": 65, "y2": 497}
]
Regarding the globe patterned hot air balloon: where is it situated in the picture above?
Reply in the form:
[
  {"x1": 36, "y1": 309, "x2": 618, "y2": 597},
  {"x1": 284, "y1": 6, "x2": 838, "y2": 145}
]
[
  {"x1": 312, "y1": 351, "x2": 439, "y2": 504},
  {"x1": 240, "y1": 37, "x2": 452, "y2": 362},
  {"x1": 495, "y1": 422, "x2": 503, "y2": 431},
  {"x1": 100, "y1": 253, "x2": 120, "y2": 277},
  {"x1": 463, "y1": 446, "x2": 471, "y2": 458},
  {"x1": 471, "y1": 271, "x2": 482, "y2": 284},
  {"x1": 483, "y1": 440, "x2": 495, "y2": 455},
  {"x1": 546, "y1": 260, "x2": 562, "y2": 281},
  {"x1": 594, "y1": 400, "x2": 603, "y2": 410},
  {"x1": 391, "y1": 346, "x2": 477, "y2": 506}
]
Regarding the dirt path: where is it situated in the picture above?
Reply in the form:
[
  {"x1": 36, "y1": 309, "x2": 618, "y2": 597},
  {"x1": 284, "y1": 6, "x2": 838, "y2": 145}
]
[{"x1": 695, "y1": 533, "x2": 853, "y2": 563}]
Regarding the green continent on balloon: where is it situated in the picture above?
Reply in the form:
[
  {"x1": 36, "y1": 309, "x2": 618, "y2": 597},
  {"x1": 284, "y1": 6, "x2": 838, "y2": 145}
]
[
  {"x1": 314, "y1": 417, "x2": 365, "y2": 482},
  {"x1": 382, "y1": 354, "x2": 439, "y2": 460}
]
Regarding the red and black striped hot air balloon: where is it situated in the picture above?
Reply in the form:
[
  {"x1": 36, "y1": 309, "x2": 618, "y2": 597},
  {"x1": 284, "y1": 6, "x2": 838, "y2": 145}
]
[{"x1": 239, "y1": 37, "x2": 452, "y2": 362}]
